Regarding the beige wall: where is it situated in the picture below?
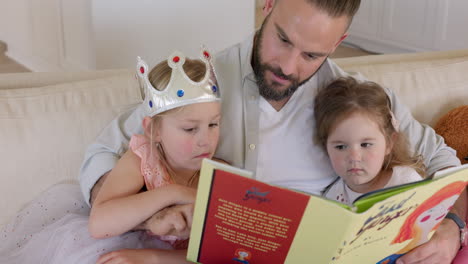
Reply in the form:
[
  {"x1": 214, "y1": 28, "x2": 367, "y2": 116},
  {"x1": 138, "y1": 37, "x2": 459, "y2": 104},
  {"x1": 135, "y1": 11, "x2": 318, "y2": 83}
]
[{"x1": 0, "y1": 1, "x2": 255, "y2": 71}]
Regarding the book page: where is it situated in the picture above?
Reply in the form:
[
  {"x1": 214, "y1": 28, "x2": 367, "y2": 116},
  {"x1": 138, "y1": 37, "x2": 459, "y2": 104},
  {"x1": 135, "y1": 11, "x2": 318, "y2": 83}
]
[{"x1": 329, "y1": 168, "x2": 468, "y2": 264}]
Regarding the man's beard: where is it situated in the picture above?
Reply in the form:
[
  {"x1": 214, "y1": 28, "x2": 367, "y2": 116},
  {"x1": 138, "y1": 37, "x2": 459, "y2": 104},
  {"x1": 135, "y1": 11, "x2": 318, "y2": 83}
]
[{"x1": 252, "y1": 24, "x2": 303, "y2": 101}]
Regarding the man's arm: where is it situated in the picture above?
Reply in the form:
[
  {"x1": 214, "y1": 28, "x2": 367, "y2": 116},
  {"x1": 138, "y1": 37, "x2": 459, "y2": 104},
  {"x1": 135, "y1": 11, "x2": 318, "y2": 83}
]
[
  {"x1": 386, "y1": 87, "x2": 461, "y2": 174},
  {"x1": 397, "y1": 188, "x2": 467, "y2": 264},
  {"x1": 385, "y1": 88, "x2": 465, "y2": 263}
]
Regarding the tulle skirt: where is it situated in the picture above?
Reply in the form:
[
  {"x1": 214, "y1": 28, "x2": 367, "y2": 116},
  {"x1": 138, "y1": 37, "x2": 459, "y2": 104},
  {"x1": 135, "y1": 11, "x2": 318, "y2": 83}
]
[{"x1": 0, "y1": 183, "x2": 171, "y2": 264}]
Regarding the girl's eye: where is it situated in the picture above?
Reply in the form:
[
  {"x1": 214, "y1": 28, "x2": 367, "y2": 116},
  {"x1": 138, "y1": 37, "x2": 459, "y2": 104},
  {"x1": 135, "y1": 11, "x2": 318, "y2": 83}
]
[
  {"x1": 183, "y1": 127, "x2": 196, "y2": 132},
  {"x1": 361, "y1": 143, "x2": 372, "y2": 148},
  {"x1": 335, "y1": 145, "x2": 346, "y2": 150}
]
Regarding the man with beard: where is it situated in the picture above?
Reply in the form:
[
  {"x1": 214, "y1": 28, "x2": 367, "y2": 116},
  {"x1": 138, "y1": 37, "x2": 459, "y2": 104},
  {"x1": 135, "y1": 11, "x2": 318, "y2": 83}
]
[{"x1": 80, "y1": 0, "x2": 466, "y2": 263}]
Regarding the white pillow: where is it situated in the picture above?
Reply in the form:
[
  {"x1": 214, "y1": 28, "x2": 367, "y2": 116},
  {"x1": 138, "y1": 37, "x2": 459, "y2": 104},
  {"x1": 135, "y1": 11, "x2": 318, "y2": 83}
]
[{"x1": 0, "y1": 72, "x2": 141, "y2": 227}]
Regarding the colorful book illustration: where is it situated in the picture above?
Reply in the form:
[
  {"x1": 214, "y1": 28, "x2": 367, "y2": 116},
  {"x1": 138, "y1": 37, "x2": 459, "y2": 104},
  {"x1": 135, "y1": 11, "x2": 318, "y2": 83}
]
[{"x1": 187, "y1": 160, "x2": 468, "y2": 264}]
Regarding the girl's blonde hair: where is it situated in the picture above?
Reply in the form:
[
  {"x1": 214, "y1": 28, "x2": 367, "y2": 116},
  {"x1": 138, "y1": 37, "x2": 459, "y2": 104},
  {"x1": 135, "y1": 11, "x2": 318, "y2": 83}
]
[
  {"x1": 314, "y1": 77, "x2": 426, "y2": 177},
  {"x1": 146, "y1": 58, "x2": 208, "y2": 186}
]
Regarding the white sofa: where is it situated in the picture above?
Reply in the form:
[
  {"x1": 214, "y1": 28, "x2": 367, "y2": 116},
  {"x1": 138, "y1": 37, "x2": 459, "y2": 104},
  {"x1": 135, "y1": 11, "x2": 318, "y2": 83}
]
[{"x1": 1, "y1": 49, "x2": 468, "y2": 228}]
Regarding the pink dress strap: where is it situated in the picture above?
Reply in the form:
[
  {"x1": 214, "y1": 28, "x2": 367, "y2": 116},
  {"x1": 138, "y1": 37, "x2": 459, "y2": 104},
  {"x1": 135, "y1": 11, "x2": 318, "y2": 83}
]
[
  {"x1": 129, "y1": 134, "x2": 173, "y2": 190},
  {"x1": 129, "y1": 134, "x2": 187, "y2": 249}
]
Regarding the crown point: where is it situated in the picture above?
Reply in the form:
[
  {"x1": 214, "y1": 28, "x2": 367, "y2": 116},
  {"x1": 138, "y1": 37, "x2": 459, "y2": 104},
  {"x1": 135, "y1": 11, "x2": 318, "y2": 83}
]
[
  {"x1": 173, "y1": 56, "x2": 180, "y2": 63},
  {"x1": 177, "y1": 90, "x2": 185, "y2": 97},
  {"x1": 203, "y1": 51, "x2": 210, "y2": 58},
  {"x1": 140, "y1": 66, "x2": 145, "y2": 74}
]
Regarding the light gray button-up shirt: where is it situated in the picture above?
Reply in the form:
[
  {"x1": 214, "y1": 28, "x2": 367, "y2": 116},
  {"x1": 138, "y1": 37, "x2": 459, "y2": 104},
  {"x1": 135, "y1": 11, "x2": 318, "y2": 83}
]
[{"x1": 79, "y1": 34, "x2": 460, "y2": 205}]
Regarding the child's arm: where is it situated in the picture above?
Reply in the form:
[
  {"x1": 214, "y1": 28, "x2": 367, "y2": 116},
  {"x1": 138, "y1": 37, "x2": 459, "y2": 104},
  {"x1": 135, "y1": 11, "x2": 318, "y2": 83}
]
[
  {"x1": 88, "y1": 148, "x2": 196, "y2": 239},
  {"x1": 96, "y1": 248, "x2": 190, "y2": 264}
]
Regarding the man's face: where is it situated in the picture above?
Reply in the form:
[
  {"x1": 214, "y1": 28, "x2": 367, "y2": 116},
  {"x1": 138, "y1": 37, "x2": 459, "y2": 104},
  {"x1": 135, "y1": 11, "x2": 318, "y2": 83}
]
[{"x1": 253, "y1": 0, "x2": 349, "y2": 101}]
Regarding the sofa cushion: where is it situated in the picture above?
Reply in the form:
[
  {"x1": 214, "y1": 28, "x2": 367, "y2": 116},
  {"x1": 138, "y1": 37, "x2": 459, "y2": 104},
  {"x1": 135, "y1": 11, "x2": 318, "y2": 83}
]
[
  {"x1": 337, "y1": 52, "x2": 468, "y2": 126},
  {"x1": 0, "y1": 72, "x2": 141, "y2": 226}
]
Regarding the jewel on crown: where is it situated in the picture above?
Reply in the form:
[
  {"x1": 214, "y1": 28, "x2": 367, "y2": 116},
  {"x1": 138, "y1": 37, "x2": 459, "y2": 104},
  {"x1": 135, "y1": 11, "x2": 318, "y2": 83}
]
[{"x1": 136, "y1": 47, "x2": 220, "y2": 117}]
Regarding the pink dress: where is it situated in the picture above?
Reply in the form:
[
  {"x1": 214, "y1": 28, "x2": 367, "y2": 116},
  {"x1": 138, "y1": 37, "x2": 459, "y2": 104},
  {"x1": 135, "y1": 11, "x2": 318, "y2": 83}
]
[
  {"x1": 0, "y1": 134, "x2": 187, "y2": 264},
  {"x1": 129, "y1": 134, "x2": 188, "y2": 249}
]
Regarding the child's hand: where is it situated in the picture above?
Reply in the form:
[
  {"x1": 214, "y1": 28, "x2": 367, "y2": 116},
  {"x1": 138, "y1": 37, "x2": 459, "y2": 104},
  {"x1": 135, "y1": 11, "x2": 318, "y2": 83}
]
[
  {"x1": 97, "y1": 248, "x2": 158, "y2": 264},
  {"x1": 96, "y1": 248, "x2": 190, "y2": 264},
  {"x1": 145, "y1": 203, "x2": 194, "y2": 239}
]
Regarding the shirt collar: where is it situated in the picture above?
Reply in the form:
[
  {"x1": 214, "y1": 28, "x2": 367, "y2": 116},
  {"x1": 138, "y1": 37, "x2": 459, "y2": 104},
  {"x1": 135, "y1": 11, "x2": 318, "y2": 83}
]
[{"x1": 240, "y1": 32, "x2": 257, "y2": 82}]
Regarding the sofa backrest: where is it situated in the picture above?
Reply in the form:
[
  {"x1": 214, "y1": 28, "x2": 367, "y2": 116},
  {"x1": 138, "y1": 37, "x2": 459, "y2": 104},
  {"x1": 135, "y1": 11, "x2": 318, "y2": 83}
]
[
  {"x1": 0, "y1": 70, "x2": 142, "y2": 226},
  {"x1": 335, "y1": 49, "x2": 468, "y2": 127},
  {"x1": 1, "y1": 49, "x2": 468, "y2": 227}
]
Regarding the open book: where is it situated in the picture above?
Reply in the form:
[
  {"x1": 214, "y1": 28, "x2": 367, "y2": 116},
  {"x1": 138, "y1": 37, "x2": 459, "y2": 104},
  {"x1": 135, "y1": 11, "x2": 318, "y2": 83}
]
[{"x1": 187, "y1": 160, "x2": 468, "y2": 264}]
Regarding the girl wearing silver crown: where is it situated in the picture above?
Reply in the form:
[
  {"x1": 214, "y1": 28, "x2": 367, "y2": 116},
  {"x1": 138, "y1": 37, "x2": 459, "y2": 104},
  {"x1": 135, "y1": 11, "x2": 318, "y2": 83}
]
[
  {"x1": 89, "y1": 50, "x2": 222, "y2": 263},
  {"x1": 0, "y1": 50, "x2": 221, "y2": 264}
]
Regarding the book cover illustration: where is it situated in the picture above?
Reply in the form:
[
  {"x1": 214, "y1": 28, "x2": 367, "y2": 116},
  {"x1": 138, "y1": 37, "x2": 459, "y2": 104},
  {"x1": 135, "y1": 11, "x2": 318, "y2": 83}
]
[{"x1": 195, "y1": 168, "x2": 309, "y2": 263}]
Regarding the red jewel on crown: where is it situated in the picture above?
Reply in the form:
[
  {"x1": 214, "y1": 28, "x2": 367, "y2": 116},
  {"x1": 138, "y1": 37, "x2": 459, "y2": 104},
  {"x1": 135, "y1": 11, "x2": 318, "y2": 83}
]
[
  {"x1": 203, "y1": 51, "x2": 210, "y2": 58},
  {"x1": 140, "y1": 66, "x2": 145, "y2": 74},
  {"x1": 173, "y1": 56, "x2": 180, "y2": 63}
]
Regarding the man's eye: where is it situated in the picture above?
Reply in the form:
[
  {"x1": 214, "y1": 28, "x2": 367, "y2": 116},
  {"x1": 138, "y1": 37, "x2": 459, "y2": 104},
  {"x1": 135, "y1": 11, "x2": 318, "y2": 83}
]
[
  {"x1": 183, "y1": 128, "x2": 195, "y2": 132},
  {"x1": 278, "y1": 34, "x2": 288, "y2": 43},
  {"x1": 305, "y1": 53, "x2": 317, "y2": 60},
  {"x1": 209, "y1": 122, "x2": 219, "y2": 128}
]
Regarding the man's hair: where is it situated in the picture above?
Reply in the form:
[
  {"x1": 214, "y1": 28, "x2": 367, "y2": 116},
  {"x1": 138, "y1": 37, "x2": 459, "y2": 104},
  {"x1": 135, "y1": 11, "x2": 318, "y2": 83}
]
[
  {"x1": 272, "y1": 0, "x2": 361, "y2": 29},
  {"x1": 305, "y1": 0, "x2": 361, "y2": 18}
]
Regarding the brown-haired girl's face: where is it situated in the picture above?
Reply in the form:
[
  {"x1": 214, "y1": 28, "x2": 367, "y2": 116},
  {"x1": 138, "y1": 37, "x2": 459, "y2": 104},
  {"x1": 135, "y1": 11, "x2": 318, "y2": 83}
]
[{"x1": 326, "y1": 112, "x2": 392, "y2": 193}]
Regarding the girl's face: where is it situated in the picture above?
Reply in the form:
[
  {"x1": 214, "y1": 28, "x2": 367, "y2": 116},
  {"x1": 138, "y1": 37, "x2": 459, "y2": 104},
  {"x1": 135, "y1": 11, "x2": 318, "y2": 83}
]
[
  {"x1": 151, "y1": 102, "x2": 221, "y2": 175},
  {"x1": 326, "y1": 112, "x2": 392, "y2": 193}
]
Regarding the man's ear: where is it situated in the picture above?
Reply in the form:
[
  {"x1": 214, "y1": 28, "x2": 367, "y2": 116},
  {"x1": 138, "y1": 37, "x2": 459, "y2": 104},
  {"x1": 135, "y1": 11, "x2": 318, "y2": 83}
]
[
  {"x1": 329, "y1": 33, "x2": 348, "y2": 55},
  {"x1": 335, "y1": 33, "x2": 348, "y2": 48},
  {"x1": 263, "y1": 0, "x2": 275, "y2": 16}
]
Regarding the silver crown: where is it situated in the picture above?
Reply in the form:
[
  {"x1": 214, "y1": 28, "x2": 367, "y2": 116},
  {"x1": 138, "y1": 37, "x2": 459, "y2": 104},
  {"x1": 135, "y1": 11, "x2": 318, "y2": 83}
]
[{"x1": 136, "y1": 48, "x2": 220, "y2": 117}]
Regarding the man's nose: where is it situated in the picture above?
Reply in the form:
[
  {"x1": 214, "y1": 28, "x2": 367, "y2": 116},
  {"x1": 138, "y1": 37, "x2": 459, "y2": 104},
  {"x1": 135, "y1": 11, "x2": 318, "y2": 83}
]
[{"x1": 279, "y1": 50, "x2": 299, "y2": 77}]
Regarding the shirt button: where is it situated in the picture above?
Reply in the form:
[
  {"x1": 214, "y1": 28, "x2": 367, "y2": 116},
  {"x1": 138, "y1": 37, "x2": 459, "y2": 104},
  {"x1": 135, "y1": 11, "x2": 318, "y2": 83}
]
[{"x1": 249, "y1": 144, "x2": 256, "y2": 150}]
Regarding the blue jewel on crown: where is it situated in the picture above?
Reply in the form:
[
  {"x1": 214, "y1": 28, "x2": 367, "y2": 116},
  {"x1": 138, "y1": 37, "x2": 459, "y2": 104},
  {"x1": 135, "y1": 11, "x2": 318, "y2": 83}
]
[{"x1": 135, "y1": 46, "x2": 220, "y2": 117}]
